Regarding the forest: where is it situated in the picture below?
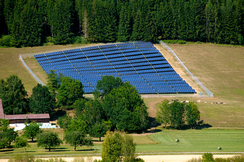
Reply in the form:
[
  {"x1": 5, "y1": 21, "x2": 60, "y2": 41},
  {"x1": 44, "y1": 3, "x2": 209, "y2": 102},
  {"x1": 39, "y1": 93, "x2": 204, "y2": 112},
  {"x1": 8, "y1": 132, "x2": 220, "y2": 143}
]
[{"x1": 0, "y1": 0, "x2": 244, "y2": 47}]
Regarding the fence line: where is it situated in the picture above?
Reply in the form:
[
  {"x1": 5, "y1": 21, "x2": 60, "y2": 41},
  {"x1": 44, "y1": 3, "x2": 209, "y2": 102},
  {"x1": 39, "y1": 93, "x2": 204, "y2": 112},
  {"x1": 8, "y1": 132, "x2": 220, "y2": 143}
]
[
  {"x1": 19, "y1": 55, "x2": 46, "y2": 86},
  {"x1": 160, "y1": 40, "x2": 213, "y2": 97}
]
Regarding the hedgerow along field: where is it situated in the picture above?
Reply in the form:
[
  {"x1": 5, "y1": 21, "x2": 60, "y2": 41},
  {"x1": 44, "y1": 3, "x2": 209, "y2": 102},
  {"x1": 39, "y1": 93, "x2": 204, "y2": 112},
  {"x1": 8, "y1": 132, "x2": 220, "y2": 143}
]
[{"x1": 0, "y1": 43, "x2": 244, "y2": 156}]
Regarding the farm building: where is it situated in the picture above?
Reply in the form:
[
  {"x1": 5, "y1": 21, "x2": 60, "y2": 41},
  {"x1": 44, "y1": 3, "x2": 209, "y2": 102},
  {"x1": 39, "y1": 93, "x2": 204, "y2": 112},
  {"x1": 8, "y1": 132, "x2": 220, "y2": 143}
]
[{"x1": 0, "y1": 99, "x2": 53, "y2": 130}]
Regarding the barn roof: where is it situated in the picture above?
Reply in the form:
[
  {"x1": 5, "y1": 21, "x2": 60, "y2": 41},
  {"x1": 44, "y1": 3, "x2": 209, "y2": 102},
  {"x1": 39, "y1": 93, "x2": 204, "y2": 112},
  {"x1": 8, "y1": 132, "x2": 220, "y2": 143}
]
[{"x1": 4, "y1": 114, "x2": 50, "y2": 120}]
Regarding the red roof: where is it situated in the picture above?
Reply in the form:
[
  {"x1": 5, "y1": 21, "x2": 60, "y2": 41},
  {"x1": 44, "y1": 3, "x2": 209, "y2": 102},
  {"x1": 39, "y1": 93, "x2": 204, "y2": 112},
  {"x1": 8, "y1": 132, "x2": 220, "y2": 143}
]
[{"x1": 5, "y1": 114, "x2": 50, "y2": 120}]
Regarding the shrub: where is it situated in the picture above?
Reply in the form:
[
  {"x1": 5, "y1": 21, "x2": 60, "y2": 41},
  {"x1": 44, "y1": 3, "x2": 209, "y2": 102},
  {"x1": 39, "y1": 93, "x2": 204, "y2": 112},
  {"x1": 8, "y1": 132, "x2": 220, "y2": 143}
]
[
  {"x1": 163, "y1": 40, "x2": 178, "y2": 44},
  {"x1": 202, "y1": 153, "x2": 214, "y2": 162},
  {"x1": 162, "y1": 40, "x2": 186, "y2": 44},
  {"x1": 178, "y1": 40, "x2": 186, "y2": 44},
  {"x1": 43, "y1": 36, "x2": 54, "y2": 46},
  {"x1": 215, "y1": 154, "x2": 244, "y2": 162},
  {"x1": 71, "y1": 36, "x2": 89, "y2": 44},
  {"x1": 186, "y1": 158, "x2": 201, "y2": 162},
  {"x1": 35, "y1": 158, "x2": 67, "y2": 162},
  {"x1": 134, "y1": 158, "x2": 145, "y2": 162},
  {"x1": 0, "y1": 35, "x2": 12, "y2": 47},
  {"x1": 72, "y1": 157, "x2": 93, "y2": 162},
  {"x1": 8, "y1": 155, "x2": 35, "y2": 162}
]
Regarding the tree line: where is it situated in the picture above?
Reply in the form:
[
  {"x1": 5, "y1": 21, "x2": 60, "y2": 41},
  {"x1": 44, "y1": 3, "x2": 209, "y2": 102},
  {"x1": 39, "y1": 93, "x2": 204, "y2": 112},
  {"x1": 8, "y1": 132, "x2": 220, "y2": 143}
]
[
  {"x1": 1, "y1": 121, "x2": 144, "y2": 162},
  {"x1": 156, "y1": 99, "x2": 200, "y2": 129},
  {"x1": 0, "y1": 0, "x2": 244, "y2": 47}
]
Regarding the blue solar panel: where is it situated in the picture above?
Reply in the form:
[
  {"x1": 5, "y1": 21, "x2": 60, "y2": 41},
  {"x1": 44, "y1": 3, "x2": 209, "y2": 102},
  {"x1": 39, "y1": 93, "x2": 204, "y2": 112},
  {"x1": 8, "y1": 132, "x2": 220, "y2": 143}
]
[{"x1": 35, "y1": 42, "x2": 196, "y2": 94}]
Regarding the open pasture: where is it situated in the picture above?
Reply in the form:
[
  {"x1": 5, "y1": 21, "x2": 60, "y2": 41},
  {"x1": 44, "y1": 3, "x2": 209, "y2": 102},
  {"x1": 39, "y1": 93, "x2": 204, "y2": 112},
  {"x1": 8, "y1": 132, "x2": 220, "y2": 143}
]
[
  {"x1": 0, "y1": 129, "x2": 243, "y2": 158},
  {"x1": 139, "y1": 129, "x2": 244, "y2": 153}
]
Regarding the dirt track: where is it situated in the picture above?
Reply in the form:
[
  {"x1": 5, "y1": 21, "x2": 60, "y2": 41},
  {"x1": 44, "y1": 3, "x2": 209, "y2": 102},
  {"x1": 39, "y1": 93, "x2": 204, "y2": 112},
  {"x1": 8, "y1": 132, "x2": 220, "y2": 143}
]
[{"x1": 0, "y1": 155, "x2": 237, "y2": 162}]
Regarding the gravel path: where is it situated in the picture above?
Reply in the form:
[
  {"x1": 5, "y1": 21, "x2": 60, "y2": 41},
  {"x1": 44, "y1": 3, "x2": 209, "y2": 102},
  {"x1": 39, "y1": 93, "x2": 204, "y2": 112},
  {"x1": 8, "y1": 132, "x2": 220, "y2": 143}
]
[{"x1": 0, "y1": 154, "x2": 240, "y2": 162}]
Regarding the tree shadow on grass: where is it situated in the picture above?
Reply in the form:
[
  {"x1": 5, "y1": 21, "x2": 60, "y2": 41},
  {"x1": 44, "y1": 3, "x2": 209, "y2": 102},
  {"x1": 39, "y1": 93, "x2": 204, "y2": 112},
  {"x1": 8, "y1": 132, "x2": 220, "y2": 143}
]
[
  {"x1": 48, "y1": 148, "x2": 94, "y2": 152},
  {"x1": 75, "y1": 148, "x2": 94, "y2": 152},
  {"x1": 196, "y1": 120, "x2": 212, "y2": 130},
  {"x1": 28, "y1": 140, "x2": 37, "y2": 143},
  {"x1": 0, "y1": 149, "x2": 14, "y2": 152},
  {"x1": 92, "y1": 139, "x2": 104, "y2": 143},
  {"x1": 177, "y1": 120, "x2": 212, "y2": 130},
  {"x1": 45, "y1": 147, "x2": 69, "y2": 152},
  {"x1": 149, "y1": 117, "x2": 160, "y2": 127},
  {"x1": 50, "y1": 109, "x2": 67, "y2": 121}
]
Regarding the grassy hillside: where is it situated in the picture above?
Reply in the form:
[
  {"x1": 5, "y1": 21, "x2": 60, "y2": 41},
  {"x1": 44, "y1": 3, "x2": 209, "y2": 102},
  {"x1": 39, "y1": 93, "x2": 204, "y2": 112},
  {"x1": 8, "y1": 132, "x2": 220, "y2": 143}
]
[
  {"x1": 0, "y1": 43, "x2": 244, "y2": 128},
  {"x1": 0, "y1": 44, "x2": 100, "y2": 95},
  {"x1": 145, "y1": 43, "x2": 244, "y2": 128}
]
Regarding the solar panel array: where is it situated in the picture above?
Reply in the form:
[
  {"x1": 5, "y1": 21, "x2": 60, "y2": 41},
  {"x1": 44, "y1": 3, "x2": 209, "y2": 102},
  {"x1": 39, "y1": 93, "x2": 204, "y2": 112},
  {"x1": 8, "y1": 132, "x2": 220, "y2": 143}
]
[{"x1": 34, "y1": 42, "x2": 196, "y2": 94}]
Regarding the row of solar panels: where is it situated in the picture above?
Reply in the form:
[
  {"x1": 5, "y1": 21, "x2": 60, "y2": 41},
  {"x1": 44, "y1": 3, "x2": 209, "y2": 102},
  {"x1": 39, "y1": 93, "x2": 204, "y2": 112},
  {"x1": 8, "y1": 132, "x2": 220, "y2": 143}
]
[
  {"x1": 36, "y1": 51, "x2": 163, "y2": 63},
  {"x1": 35, "y1": 42, "x2": 196, "y2": 94},
  {"x1": 35, "y1": 42, "x2": 154, "y2": 58}
]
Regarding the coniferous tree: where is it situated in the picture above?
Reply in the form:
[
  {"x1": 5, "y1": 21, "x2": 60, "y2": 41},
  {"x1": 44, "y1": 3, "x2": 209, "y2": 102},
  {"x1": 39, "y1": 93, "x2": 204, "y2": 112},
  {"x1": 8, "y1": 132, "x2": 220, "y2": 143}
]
[
  {"x1": 3, "y1": 0, "x2": 16, "y2": 34},
  {"x1": 183, "y1": 1, "x2": 190, "y2": 41},
  {"x1": 188, "y1": 0, "x2": 196, "y2": 41},
  {"x1": 213, "y1": 1, "x2": 221, "y2": 43},
  {"x1": 177, "y1": 0, "x2": 187, "y2": 40},
  {"x1": 103, "y1": 1, "x2": 117, "y2": 42},
  {"x1": 205, "y1": 0, "x2": 215, "y2": 42},
  {"x1": 131, "y1": 9, "x2": 143, "y2": 41},
  {"x1": 236, "y1": 0, "x2": 244, "y2": 44},
  {"x1": 0, "y1": 0, "x2": 7, "y2": 36},
  {"x1": 169, "y1": 0, "x2": 177, "y2": 39},
  {"x1": 1, "y1": 0, "x2": 243, "y2": 46},
  {"x1": 117, "y1": 5, "x2": 131, "y2": 42},
  {"x1": 144, "y1": 10, "x2": 157, "y2": 42},
  {"x1": 194, "y1": 0, "x2": 206, "y2": 42},
  {"x1": 161, "y1": 0, "x2": 173, "y2": 39},
  {"x1": 10, "y1": 0, "x2": 42, "y2": 47},
  {"x1": 51, "y1": 0, "x2": 72, "y2": 44},
  {"x1": 75, "y1": 0, "x2": 86, "y2": 37}
]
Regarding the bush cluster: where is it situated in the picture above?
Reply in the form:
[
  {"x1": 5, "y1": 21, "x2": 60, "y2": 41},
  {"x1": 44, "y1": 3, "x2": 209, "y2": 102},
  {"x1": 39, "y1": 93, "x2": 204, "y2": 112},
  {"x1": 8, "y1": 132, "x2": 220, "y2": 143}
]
[{"x1": 163, "y1": 40, "x2": 187, "y2": 44}]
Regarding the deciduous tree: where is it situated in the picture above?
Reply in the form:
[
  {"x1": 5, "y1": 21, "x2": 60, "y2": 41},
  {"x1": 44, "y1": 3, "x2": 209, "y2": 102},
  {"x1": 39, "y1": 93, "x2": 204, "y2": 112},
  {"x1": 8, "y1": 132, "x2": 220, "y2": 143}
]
[
  {"x1": 170, "y1": 101, "x2": 185, "y2": 129},
  {"x1": 89, "y1": 122, "x2": 107, "y2": 141},
  {"x1": 0, "y1": 75, "x2": 29, "y2": 115},
  {"x1": 57, "y1": 76, "x2": 84, "y2": 108},
  {"x1": 64, "y1": 131, "x2": 93, "y2": 151},
  {"x1": 37, "y1": 131, "x2": 62, "y2": 151},
  {"x1": 156, "y1": 100, "x2": 171, "y2": 129},
  {"x1": 103, "y1": 83, "x2": 149, "y2": 132},
  {"x1": 23, "y1": 121, "x2": 41, "y2": 142},
  {"x1": 29, "y1": 84, "x2": 55, "y2": 114},
  {"x1": 14, "y1": 136, "x2": 30, "y2": 152},
  {"x1": 185, "y1": 102, "x2": 200, "y2": 129},
  {"x1": 94, "y1": 75, "x2": 123, "y2": 99},
  {"x1": 101, "y1": 131, "x2": 136, "y2": 162}
]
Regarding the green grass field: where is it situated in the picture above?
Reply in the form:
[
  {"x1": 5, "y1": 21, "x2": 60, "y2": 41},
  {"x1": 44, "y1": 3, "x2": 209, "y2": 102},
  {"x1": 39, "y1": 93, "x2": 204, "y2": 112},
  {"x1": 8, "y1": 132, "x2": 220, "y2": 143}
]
[
  {"x1": 0, "y1": 129, "x2": 243, "y2": 158},
  {"x1": 142, "y1": 129, "x2": 244, "y2": 153}
]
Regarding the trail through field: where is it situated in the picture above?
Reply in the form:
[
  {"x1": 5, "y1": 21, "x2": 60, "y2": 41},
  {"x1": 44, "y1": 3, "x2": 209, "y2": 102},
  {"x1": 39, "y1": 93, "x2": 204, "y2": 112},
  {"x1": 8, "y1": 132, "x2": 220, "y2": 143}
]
[{"x1": 147, "y1": 98, "x2": 165, "y2": 118}]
